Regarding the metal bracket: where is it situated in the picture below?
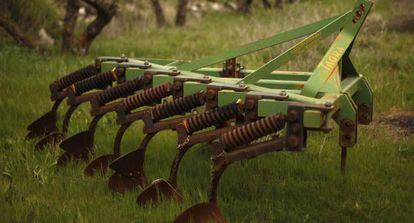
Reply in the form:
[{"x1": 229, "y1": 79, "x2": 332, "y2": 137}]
[
  {"x1": 220, "y1": 58, "x2": 244, "y2": 78},
  {"x1": 286, "y1": 106, "x2": 306, "y2": 151}
]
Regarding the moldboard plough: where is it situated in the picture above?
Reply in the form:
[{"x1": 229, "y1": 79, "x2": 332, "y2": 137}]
[{"x1": 27, "y1": 1, "x2": 373, "y2": 222}]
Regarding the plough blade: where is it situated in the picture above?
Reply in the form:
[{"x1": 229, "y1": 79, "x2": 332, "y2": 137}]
[
  {"x1": 84, "y1": 154, "x2": 117, "y2": 176},
  {"x1": 26, "y1": 110, "x2": 58, "y2": 139},
  {"x1": 56, "y1": 151, "x2": 88, "y2": 167},
  {"x1": 58, "y1": 130, "x2": 94, "y2": 166},
  {"x1": 84, "y1": 123, "x2": 132, "y2": 176},
  {"x1": 107, "y1": 172, "x2": 146, "y2": 194},
  {"x1": 136, "y1": 179, "x2": 182, "y2": 206},
  {"x1": 108, "y1": 148, "x2": 148, "y2": 193},
  {"x1": 34, "y1": 131, "x2": 64, "y2": 150},
  {"x1": 174, "y1": 202, "x2": 224, "y2": 223}
]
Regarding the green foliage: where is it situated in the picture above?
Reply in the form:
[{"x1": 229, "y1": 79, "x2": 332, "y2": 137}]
[
  {"x1": 0, "y1": 0, "x2": 413, "y2": 222},
  {"x1": 1, "y1": 0, "x2": 60, "y2": 37}
]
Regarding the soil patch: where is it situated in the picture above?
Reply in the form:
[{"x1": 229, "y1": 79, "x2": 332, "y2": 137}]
[{"x1": 375, "y1": 108, "x2": 414, "y2": 139}]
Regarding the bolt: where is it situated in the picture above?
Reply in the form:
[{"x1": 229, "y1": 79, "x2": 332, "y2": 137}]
[
  {"x1": 341, "y1": 119, "x2": 355, "y2": 132},
  {"x1": 287, "y1": 110, "x2": 298, "y2": 122},
  {"x1": 280, "y1": 90, "x2": 287, "y2": 97},
  {"x1": 324, "y1": 101, "x2": 333, "y2": 107},
  {"x1": 239, "y1": 81, "x2": 246, "y2": 88},
  {"x1": 170, "y1": 66, "x2": 178, "y2": 72}
]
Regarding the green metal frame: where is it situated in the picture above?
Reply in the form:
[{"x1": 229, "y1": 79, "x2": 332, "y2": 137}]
[{"x1": 99, "y1": 0, "x2": 373, "y2": 148}]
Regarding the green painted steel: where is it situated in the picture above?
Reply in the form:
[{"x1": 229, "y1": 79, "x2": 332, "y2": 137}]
[
  {"x1": 239, "y1": 11, "x2": 351, "y2": 85},
  {"x1": 92, "y1": 0, "x2": 373, "y2": 149},
  {"x1": 217, "y1": 91, "x2": 246, "y2": 107},
  {"x1": 176, "y1": 13, "x2": 346, "y2": 71},
  {"x1": 303, "y1": 110, "x2": 324, "y2": 129},
  {"x1": 302, "y1": 0, "x2": 373, "y2": 97}
]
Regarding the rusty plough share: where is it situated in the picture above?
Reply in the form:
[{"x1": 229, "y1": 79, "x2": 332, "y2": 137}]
[{"x1": 27, "y1": 1, "x2": 374, "y2": 222}]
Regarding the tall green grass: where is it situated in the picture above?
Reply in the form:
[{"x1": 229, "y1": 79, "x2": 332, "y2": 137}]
[{"x1": 1, "y1": 0, "x2": 413, "y2": 222}]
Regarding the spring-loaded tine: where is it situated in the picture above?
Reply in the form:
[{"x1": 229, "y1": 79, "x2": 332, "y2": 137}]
[
  {"x1": 57, "y1": 114, "x2": 103, "y2": 167},
  {"x1": 105, "y1": 92, "x2": 207, "y2": 192},
  {"x1": 28, "y1": 63, "x2": 100, "y2": 141},
  {"x1": 107, "y1": 132, "x2": 158, "y2": 193},
  {"x1": 26, "y1": 99, "x2": 63, "y2": 139},
  {"x1": 136, "y1": 101, "x2": 244, "y2": 207},
  {"x1": 175, "y1": 115, "x2": 287, "y2": 222},
  {"x1": 84, "y1": 122, "x2": 132, "y2": 177},
  {"x1": 341, "y1": 147, "x2": 347, "y2": 175},
  {"x1": 32, "y1": 103, "x2": 79, "y2": 151}
]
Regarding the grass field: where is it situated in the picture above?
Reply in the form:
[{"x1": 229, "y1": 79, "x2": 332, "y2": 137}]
[{"x1": 1, "y1": 0, "x2": 413, "y2": 222}]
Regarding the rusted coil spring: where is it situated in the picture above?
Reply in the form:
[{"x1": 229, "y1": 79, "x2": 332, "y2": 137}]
[
  {"x1": 220, "y1": 114, "x2": 286, "y2": 152},
  {"x1": 151, "y1": 91, "x2": 206, "y2": 121},
  {"x1": 73, "y1": 68, "x2": 124, "y2": 95},
  {"x1": 184, "y1": 100, "x2": 243, "y2": 134},
  {"x1": 95, "y1": 76, "x2": 145, "y2": 105},
  {"x1": 123, "y1": 82, "x2": 172, "y2": 111},
  {"x1": 54, "y1": 65, "x2": 98, "y2": 91}
]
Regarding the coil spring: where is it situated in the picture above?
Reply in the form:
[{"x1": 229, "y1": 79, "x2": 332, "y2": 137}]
[
  {"x1": 184, "y1": 100, "x2": 243, "y2": 134},
  {"x1": 220, "y1": 114, "x2": 286, "y2": 152},
  {"x1": 55, "y1": 65, "x2": 98, "y2": 90},
  {"x1": 73, "y1": 68, "x2": 122, "y2": 95},
  {"x1": 123, "y1": 82, "x2": 172, "y2": 111},
  {"x1": 151, "y1": 91, "x2": 206, "y2": 121},
  {"x1": 95, "y1": 76, "x2": 145, "y2": 105}
]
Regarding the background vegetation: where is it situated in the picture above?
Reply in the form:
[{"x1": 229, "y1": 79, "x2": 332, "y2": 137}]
[{"x1": 0, "y1": 0, "x2": 413, "y2": 222}]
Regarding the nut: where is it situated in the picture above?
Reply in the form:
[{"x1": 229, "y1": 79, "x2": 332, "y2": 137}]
[
  {"x1": 324, "y1": 101, "x2": 333, "y2": 107},
  {"x1": 341, "y1": 119, "x2": 355, "y2": 132},
  {"x1": 238, "y1": 81, "x2": 246, "y2": 88}
]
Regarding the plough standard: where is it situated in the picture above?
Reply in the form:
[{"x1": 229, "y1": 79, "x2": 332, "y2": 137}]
[{"x1": 27, "y1": 1, "x2": 373, "y2": 222}]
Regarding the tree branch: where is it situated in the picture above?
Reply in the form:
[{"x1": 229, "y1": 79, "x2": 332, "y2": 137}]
[
  {"x1": 79, "y1": 0, "x2": 118, "y2": 54},
  {"x1": 62, "y1": 0, "x2": 81, "y2": 53},
  {"x1": 150, "y1": 0, "x2": 167, "y2": 28},
  {"x1": 175, "y1": 0, "x2": 189, "y2": 26},
  {"x1": 0, "y1": 14, "x2": 45, "y2": 53}
]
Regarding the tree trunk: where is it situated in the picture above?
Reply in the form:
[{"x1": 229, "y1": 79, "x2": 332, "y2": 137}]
[
  {"x1": 78, "y1": 0, "x2": 117, "y2": 54},
  {"x1": 175, "y1": 0, "x2": 189, "y2": 27},
  {"x1": 150, "y1": 0, "x2": 167, "y2": 28},
  {"x1": 274, "y1": 0, "x2": 284, "y2": 9},
  {"x1": 0, "y1": 14, "x2": 45, "y2": 53},
  {"x1": 62, "y1": 0, "x2": 81, "y2": 53},
  {"x1": 262, "y1": 0, "x2": 271, "y2": 9},
  {"x1": 387, "y1": 15, "x2": 414, "y2": 33},
  {"x1": 237, "y1": 0, "x2": 253, "y2": 14}
]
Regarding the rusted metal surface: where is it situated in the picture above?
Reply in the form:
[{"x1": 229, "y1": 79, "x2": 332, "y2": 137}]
[
  {"x1": 26, "y1": 99, "x2": 62, "y2": 139},
  {"x1": 84, "y1": 122, "x2": 132, "y2": 176},
  {"x1": 107, "y1": 133, "x2": 155, "y2": 193},
  {"x1": 136, "y1": 101, "x2": 243, "y2": 206},
  {"x1": 57, "y1": 115, "x2": 102, "y2": 166}
]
